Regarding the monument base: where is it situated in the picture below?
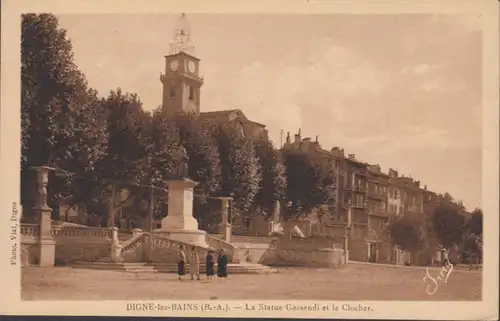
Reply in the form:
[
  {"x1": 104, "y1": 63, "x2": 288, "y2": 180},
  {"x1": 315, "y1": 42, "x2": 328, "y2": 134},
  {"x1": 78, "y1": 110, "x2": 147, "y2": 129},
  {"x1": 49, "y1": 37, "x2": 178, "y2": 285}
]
[
  {"x1": 37, "y1": 238, "x2": 56, "y2": 267},
  {"x1": 153, "y1": 228, "x2": 209, "y2": 248}
]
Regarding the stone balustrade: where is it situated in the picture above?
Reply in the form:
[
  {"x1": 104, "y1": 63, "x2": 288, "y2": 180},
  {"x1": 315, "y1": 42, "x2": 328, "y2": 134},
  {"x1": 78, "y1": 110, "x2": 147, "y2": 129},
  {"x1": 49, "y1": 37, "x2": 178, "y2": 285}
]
[
  {"x1": 20, "y1": 224, "x2": 39, "y2": 237},
  {"x1": 206, "y1": 234, "x2": 237, "y2": 262},
  {"x1": 52, "y1": 226, "x2": 111, "y2": 238}
]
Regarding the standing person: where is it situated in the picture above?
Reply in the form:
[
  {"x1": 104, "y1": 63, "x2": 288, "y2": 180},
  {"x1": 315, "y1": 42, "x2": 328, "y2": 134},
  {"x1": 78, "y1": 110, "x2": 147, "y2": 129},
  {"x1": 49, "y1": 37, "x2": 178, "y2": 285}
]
[
  {"x1": 205, "y1": 250, "x2": 215, "y2": 281},
  {"x1": 177, "y1": 245, "x2": 186, "y2": 281},
  {"x1": 189, "y1": 246, "x2": 201, "y2": 281},
  {"x1": 442, "y1": 248, "x2": 450, "y2": 267},
  {"x1": 217, "y1": 249, "x2": 228, "y2": 282}
]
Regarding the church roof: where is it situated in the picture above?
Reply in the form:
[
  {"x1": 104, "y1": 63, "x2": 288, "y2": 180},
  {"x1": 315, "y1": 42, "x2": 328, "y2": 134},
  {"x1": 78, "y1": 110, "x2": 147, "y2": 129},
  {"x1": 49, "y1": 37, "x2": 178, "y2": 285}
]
[{"x1": 200, "y1": 109, "x2": 267, "y2": 127}]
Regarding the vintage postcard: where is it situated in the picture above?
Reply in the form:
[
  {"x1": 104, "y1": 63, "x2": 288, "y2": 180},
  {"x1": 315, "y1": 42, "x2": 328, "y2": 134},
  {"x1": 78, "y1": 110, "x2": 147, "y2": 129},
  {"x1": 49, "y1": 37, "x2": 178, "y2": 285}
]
[{"x1": 1, "y1": 0, "x2": 498, "y2": 319}]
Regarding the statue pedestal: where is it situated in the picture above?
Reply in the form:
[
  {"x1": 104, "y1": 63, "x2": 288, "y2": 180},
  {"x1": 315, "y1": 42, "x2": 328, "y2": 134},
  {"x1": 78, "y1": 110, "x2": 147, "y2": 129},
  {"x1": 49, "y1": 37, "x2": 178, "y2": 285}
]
[{"x1": 154, "y1": 178, "x2": 208, "y2": 248}]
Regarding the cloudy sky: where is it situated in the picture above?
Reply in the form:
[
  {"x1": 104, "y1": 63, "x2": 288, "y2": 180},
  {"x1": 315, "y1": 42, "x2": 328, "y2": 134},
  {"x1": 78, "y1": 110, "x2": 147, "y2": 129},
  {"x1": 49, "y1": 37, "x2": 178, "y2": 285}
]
[{"x1": 57, "y1": 14, "x2": 482, "y2": 210}]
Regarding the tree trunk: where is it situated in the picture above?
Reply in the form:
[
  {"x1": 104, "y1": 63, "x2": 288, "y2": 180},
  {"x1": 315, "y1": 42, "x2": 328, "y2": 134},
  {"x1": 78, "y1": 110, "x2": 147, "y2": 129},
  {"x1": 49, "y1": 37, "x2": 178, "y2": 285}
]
[{"x1": 107, "y1": 185, "x2": 117, "y2": 227}]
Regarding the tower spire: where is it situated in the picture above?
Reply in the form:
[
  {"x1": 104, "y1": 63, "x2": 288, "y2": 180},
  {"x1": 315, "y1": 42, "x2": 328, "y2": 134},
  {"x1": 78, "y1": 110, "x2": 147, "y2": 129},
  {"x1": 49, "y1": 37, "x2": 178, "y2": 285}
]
[{"x1": 169, "y1": 13, "x2": 195, "y2": 55}]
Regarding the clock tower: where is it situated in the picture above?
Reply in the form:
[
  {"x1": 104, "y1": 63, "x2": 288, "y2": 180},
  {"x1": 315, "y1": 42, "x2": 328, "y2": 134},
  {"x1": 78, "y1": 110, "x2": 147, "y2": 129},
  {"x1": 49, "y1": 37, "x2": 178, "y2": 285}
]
[{"x1": 160, "y1": 14, "x2": 204, "y2": 117}]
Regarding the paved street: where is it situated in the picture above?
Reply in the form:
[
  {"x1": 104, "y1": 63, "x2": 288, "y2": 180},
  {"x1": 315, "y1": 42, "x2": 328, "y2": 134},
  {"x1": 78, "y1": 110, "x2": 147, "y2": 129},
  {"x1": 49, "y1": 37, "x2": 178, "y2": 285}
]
[{"x1": 21, "y1": 263, "x2": 481, "y2": 301}]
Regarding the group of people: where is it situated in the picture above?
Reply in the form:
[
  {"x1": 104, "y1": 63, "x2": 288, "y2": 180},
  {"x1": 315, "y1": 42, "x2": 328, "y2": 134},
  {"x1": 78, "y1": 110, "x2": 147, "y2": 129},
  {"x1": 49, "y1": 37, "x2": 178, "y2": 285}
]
[{"x1": 177, "y1": 246, "x2": 228, "y2": 282}]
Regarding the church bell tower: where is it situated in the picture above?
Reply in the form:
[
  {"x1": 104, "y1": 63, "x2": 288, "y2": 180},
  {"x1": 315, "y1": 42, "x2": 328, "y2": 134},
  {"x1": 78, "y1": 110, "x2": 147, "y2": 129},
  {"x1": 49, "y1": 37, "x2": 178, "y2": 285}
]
[{"x1": 160, "y1": 13, "x2": 204, "y2": 117}]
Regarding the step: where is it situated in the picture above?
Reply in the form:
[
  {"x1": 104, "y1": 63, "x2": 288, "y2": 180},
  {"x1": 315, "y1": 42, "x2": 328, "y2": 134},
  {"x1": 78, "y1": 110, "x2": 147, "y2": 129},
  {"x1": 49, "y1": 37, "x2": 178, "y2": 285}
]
[
  {"x1": 71, "y1": 262, "x2": 155, "y2": 273},
  {"x1": 152, "y1": 263, "x2": 277, "y2": 274}
]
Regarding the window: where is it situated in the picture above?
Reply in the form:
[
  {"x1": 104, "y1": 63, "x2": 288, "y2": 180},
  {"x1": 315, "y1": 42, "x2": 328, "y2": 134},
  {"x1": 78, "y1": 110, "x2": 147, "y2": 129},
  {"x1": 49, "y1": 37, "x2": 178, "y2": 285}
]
[
  {"x1": 189, "y1": 86, "x2": 196, "y2": 101},
  {"x1": 169, "y1": 87, "x2": 176, "y2": 98}
]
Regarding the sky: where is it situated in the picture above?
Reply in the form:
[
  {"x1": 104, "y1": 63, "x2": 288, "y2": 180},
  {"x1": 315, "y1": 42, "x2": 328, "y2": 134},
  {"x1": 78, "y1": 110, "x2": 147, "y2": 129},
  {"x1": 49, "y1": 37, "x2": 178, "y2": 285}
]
[{"x1": 57, "y1": 13, "x2": 482, "y2": 210}]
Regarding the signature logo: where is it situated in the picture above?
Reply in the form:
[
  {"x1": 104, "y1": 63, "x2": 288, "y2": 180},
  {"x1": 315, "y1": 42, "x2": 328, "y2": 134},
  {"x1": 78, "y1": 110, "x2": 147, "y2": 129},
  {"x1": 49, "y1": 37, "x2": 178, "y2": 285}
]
[{"x1": 422, "y1": 262, "x2": 454, "y2": 295}]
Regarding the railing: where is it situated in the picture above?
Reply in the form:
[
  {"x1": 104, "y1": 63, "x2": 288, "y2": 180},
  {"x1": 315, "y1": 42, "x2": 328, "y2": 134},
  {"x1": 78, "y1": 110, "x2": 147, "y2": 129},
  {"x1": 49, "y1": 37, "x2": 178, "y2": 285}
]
[
  {"x1": 20, "y1": 224, "x2": 129, "y2": 239},
  {"x1": 206, "y1": 234, "x2": 237, "y2": 261},
  {"x1": 116, "y1": 231, "x2": 215, "y2": 261},
  {"x1": 52, "y1": 226, "x2": 112, "y2": 238},
  {"x1": 20, "y1": 224, "x2": 39, "y2": 237}
]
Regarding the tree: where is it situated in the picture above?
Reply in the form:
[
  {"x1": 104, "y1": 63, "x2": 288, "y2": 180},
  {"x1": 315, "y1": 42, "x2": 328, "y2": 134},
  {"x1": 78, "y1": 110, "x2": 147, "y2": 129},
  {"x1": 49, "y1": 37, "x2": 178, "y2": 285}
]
[
  {"x1": 215, "y1": 122, "x2": 261, "y2": 219},
  {"x1": 173, "y1": 112, "x2": 221, "y2": 203},
  {"x1": 21, "y1": 13, "x2": 107, "y2": 216},
  {"x1": 460, "y1": 233, "x2": 482, "y2": 263},
  {"x1": 172, "y1": 113, "x2": 222, "y2": 229},
  {"x1": 253, "y1": 139, "x2": 287, "y2": 218},
  {"x1": 431, "y1": 200, "x2": 467, "y2": 248},
  {"x1": 281, "y1": 149, "x2": 336, "y2": 219},
  {"x1": 94, "y1": 89, "x2": 152, "y2": 227},
  {"x1": 388, "y1": 213, "x2": 425, "y2": 252},
  {"x1": 467, "y1": 208, "x2": 483, "y2": 236}
]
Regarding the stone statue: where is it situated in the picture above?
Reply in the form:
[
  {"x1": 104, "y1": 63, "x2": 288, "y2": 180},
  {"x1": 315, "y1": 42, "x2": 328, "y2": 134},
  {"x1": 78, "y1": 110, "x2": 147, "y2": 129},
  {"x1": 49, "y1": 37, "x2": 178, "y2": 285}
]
[{"x1": 174, "y1": 144, "x2": 189, "y2": 178}]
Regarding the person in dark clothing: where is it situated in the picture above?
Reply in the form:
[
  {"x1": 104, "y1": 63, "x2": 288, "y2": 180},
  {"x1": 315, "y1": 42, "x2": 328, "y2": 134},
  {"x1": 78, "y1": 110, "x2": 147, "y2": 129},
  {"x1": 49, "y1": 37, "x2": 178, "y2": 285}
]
[
  {"x1": 177, "y1": 245, "x2": 186, "y2": 281},
  {"x1": 217, "y1": 249, "x2": 228, "y2": 282},
  {"x1": 205, "y1": 250, "x2": 215, "y2": 280}
]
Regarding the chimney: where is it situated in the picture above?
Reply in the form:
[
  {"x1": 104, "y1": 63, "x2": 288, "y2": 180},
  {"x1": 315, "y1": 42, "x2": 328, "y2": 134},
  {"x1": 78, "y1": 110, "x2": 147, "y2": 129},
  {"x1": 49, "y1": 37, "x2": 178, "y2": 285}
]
[
  {"x1": 424, "y1": 184, "x2": 427, "y2": 190},
  {"x1": 315, "y1": 135, "x2": 319, "y2": 142},
  {"x1": 286, "y1": 132, "x2": 291, "y2": 144},
  {"x1": 348, "y1": 154, "x2": 356, "y2": 160},
  {"x1": 294, "y1": 129, "x2": 301, "y2": 144}
]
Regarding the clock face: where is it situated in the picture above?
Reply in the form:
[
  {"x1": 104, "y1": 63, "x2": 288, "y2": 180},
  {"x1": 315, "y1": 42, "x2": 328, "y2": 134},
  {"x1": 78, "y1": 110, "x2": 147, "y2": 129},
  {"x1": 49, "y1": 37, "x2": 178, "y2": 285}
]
[
  {"x1": 187, "y1": 60, "x2": 196, "y2": 73},
  {"x1": 170, "y1": 60, "x2": 179, "y2": 71}
]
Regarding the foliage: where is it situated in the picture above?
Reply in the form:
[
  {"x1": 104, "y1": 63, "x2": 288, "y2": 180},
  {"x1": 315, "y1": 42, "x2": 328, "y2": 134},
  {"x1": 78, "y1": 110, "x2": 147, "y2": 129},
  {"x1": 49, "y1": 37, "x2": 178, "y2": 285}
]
[
  {"x1": 431, "y1": 200, "x2": 467, "y2": 248},
  {"x1": 281, "y1": 149, "x2": 335, "y2": 219},
  {"x1": 92, "y1": 89, "x2": 152, "y2": 226},
  {"x1": 467, "y1": 208, "x2": 483, "y2": 236},
  {"x1": 173, "y1": 112, "x2": 221, "y2": 203},
  {"x1": 21, "y1": 13, "x2": 107, "y2": 215},
  {"x1": 215, "y1": 122, "x2": 261, "y2": 218},
  {"x1": 459, "y1": 233, "x2": 482, "y2": 262},
  {"x1": 172, "y1": 113, "x2": 222, "y2": 228},
  {"x1": 253, "y1": 139, "x2": 287, "y2": 217},
  {"x1": 388, "y1": 213, "x2": 425, "y2": 252}
]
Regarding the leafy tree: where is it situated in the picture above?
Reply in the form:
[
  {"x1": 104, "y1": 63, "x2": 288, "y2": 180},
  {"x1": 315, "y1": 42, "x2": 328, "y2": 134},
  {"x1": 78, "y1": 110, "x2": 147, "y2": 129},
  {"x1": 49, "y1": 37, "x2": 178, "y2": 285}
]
[
  {"x1": 93, "y1": 89, "x2": 152, "y2": 227},
  {"x1": 215, "y1": 122, "x2": 261, "y2": 219},
  {"x1": 21, "y1": 13, "x2": 107, "y2": 217},
  {"x1": 281, "y1": 149, "x2": 336, "y2": 219},
  {"x1": 467, "y1": 208, "x2": 483, "y2": 236},
  {"x1": 173, "y1": 112, "x2": 221, "y2": 203},
  {"x1": 172, "y1": 113, "x2": 222, "y2": 229},
  {"x1": 388, "y1": 213, "x2": 425, "y2": 252},
  {"x1": 431, "y1": 200, "x2": 467, "y2": 248},
  {"x1": 460, "y1": 233, "x2": 482, "y2": 263},
  {"x1": 253, "y1": 139, "x2": 287, "y2": 218}
]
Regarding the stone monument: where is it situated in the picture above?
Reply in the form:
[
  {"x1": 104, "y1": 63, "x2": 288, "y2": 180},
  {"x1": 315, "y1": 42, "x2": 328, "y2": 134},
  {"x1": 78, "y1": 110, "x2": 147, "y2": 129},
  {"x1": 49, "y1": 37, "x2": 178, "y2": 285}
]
[
  {"x1": 154, "y1": 146, "x2": 209, "y2": 248},
  {"x1": 32, "y1": 166, "x2": 56, "y2": 266}
]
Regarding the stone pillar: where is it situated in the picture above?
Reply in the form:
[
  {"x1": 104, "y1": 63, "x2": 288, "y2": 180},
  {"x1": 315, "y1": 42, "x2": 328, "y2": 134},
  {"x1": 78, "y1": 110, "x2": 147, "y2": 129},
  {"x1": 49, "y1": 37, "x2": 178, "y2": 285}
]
[
  {"x1": 110, "y1": 226, "x2": 123, "y2": 263},
  {"x1": 216, "y1": 197, "x2": 233, "y2": 242},
  {"x1": 31, "y1": 166, "x2": 56, "y2": 267},
  {"x1": 155, "y1": 178, "x2": 208, "y2": 247}
]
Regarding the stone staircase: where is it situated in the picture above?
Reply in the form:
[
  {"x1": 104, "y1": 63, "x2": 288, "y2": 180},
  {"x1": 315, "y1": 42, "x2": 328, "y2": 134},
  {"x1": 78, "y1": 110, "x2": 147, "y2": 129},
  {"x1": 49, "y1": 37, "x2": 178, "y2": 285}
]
[
  {"x1": 153, "y1": 262, "x2": 277, "y2": 274},
  {"x1": 71, "y1": 232, "x2": 277, "y2": 274}
]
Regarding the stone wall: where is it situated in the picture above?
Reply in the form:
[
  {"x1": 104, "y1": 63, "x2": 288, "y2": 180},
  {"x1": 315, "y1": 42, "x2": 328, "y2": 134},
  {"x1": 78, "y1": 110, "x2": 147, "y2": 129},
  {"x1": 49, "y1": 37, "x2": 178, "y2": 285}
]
[
  {"x1": 21, "y1": 238, "x2": 40, "y2": 266},
  {"x1": 54, "y1": 237, "x2": 110, "y2": 264},
  {"x1": 231, "y1": 236, "x2": 345, "y2": 268}
]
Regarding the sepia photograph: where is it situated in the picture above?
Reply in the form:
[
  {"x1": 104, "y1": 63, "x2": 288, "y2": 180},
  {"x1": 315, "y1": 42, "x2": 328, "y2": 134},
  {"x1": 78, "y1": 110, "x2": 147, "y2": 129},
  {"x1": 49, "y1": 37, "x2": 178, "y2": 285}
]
[{"x1": 1, "y1": 0, "x2": 498, "y2": 320}]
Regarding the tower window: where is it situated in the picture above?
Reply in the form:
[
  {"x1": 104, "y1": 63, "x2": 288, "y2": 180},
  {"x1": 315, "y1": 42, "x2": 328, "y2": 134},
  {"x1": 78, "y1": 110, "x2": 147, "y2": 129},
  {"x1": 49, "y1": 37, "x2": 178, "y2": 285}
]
[
  {"x1": 189, "y1": 86, "x2": 195, "y2": 101},
  {"x1": 170, "y1": 88, "x2": 176, "y2": 98}
]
